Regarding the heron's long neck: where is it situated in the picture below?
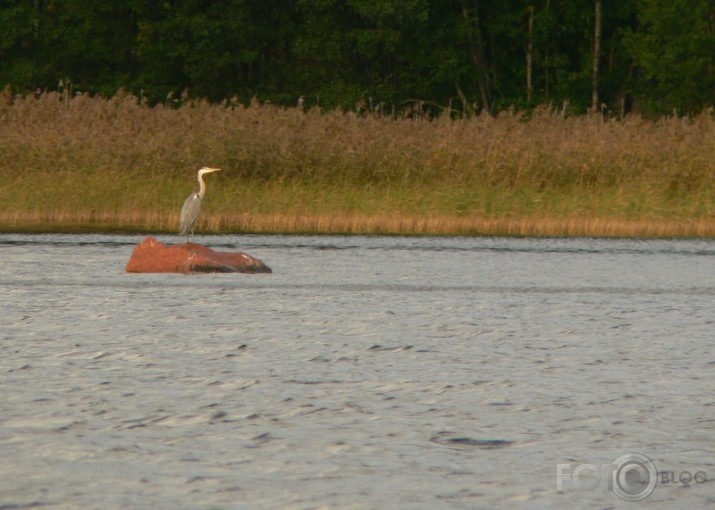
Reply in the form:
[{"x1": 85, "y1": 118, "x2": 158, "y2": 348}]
[{"x1": 197, "y1": 173, "x2": 207, "y2": 199}]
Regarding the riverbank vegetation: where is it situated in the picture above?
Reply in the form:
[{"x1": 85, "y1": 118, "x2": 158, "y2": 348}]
[{"x1": 1, "y1": 91, "x2": 714, "y2": 237}]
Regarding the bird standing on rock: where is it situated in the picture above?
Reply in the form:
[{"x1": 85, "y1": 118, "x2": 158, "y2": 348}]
[{"x1": 179, "y1": 167, "x2": 221, "y2": 242}]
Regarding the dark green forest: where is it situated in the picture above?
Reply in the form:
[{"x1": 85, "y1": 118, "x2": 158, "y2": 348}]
[{"x1": 1, "y1": 0, "x2": 714, "y2": 115}]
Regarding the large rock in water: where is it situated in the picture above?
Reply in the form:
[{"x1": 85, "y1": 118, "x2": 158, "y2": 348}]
[{"x1": 125, "y1": 237, "x2": 272, "y2": 274}]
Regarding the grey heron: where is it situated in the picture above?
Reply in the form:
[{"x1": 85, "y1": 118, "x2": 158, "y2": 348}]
[{"x1": 179, "y1": 167, "x2": 221, "y2": 241}]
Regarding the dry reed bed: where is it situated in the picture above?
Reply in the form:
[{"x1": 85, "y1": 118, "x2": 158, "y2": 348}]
[
  {"x1": 1, "y1": 90, "x2": 714, "y2": 236},
  {"x1": 2, "y1": 210, "x2": 714, "y2": 239}
]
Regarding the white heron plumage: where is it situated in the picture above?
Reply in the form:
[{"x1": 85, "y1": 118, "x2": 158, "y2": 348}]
[{"x1": 179, "y1": 167, "x2": 221, "y2": 241}]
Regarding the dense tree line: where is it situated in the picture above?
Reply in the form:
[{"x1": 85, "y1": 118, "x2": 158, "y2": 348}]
[{"x1": 1, "y1": 0, "x2": 714, "y2": 115}]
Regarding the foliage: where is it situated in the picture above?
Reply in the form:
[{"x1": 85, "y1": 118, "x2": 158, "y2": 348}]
[
  {"x1": 0, "y1": 1, "x2": 713, "y2": 115},
  {"x1": 625, "y1": 0, "x2": 715, "y2": 114}
]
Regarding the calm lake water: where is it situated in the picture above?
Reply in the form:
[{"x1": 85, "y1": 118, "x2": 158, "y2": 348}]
[{"x1": 1, "y1": 234, "x2": 714, "y2": 509}]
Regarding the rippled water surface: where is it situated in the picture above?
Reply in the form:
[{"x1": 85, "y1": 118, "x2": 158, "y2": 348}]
[{"x1": 1, "y1": 234, "x2": 714, "y2": 509}]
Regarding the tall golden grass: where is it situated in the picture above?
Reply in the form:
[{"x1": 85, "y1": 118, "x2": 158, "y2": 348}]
[{"x1": 1, "y1": 89, "x2": 714, "y2": 237}]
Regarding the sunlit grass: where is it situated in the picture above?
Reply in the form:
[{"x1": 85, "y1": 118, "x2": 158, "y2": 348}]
[{"x1": 1, "y1": 90, "x2": 714, "y2": 237}]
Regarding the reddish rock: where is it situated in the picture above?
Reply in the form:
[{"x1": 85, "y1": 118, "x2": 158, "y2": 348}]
[{"x1": 125, "y1": 237, "x2": 272, "y2": 274}]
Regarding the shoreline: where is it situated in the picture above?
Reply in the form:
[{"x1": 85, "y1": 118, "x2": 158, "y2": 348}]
[{"x1": 1, "y1": 212, "x2": 713, "y2": 239}]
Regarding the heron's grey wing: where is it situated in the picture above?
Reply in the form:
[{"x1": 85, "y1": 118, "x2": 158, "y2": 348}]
[{"x1": 179, "y1": 193, "x2": 202, "y2": 235}]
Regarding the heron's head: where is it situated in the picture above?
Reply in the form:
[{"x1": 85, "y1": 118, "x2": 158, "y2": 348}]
[{"x1": 198, "y1": 166, "x2": 221, "y2": 176}]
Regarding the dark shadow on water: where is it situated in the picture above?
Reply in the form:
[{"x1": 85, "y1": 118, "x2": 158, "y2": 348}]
[
  {"x1": 430, "y1": 432, "x2": 515, "y2": 449},
  {"x1": 2, "y1": 233, "x2": 715, "y2": 257},
  {"x1": 4, "y1": 275, "x2": 714, "y2": 297}
]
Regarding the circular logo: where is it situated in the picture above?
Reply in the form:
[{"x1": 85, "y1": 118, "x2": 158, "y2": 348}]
[{"x1": 612, "y1": 453, "x2": 658, "y2": 502}]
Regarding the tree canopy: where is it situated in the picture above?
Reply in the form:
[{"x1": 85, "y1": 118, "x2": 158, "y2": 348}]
[{"x1": 1, "y1": 0, "x2": 714, "y2": 115}]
